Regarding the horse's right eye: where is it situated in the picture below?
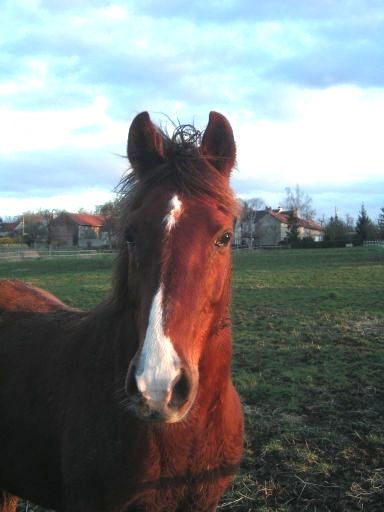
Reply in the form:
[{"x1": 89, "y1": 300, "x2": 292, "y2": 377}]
[{"x1": 215, "y1": 231, "x2": 232, "y2": 248}]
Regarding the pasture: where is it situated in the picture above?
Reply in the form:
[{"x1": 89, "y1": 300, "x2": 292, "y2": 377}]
[{"x1": 0, "y1": 247, "x2": 383, "y2": 511}]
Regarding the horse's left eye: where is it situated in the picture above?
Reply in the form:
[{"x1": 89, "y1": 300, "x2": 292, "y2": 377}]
[{"x1": 215, "y1": 232, "x2": 232, "y2": 248}]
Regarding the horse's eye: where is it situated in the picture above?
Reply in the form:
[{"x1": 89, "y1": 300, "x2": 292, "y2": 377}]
[{"x1": 215, "y1": 232, "x2": 232, "y2": 248}]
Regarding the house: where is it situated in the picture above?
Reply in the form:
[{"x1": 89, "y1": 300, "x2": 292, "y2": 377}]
[
  {"x1": 238, "y1": 208, "x2": 324, "y2": 247},
  {"x1": 0, "y1": 220, "x2": 20, "y2": 237},
  {"x1": 1, "y1": 215, "x2": 52, "y2": 246},
  {"x1": 50, "y1": 212, "x2": 108, "y2": 248}
]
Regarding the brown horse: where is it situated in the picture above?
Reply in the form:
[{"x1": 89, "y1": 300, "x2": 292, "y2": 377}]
[
  {"x1": 0, "y1": 111, "x2": 243, "y2": 512},
  {"x1": 0, "y1": 280, "x2": 75, "y2": 512},
  {"x1": 0, "y1": 279, "x2": 76, "y2": 313}
]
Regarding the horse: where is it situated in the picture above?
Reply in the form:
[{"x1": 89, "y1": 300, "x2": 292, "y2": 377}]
[
  {"x1": 0, "y1": 280, "x2": 77, "y2": 512},
  {"x1": 0, "y1": 111, "x2": 244, "y2": 512},
  {"x1": 0, "y1": 279, "x2": 76, "y2": 313}
]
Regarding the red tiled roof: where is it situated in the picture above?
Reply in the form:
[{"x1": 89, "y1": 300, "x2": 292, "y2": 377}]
[
  {"x1": 269, "y1": 211, "x2": 290, "y2": 224},
  {"x1": 299, "y1": 218, "x2": 324, "y2": 231},
  {"x1": 268, "y1": 210, "x2": 324, "y2": 232},
  {"x1": 67, "y1": 213, "x2": 106, "y2": 227},
  {"x1": 0, "y1": 222, "x2": 19, "y2": 232}
]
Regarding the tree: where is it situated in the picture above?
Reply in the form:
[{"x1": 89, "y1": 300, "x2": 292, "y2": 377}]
[
  {"x1": 22, "y1": 211, "x2": 50, "y2": 247},
  {"x1": 286, "y1": 210, "x2": 300, "y2": 243},
  {"x1": 239, "y1": 197, "x2": 266, "y2": 247},
  {"x1": 345, "y1": 214, "x2": 355, "y2": 232},
  {"x1": 244, "y1": 197, "x2": 266, "y2": 212},
  {"x1": 324, "y1": 215, "x2": 349, "y2": 242},
  {"x1": 378, "y1": 207, "x2": 384, "y2": 239},
  {"x1": 282, "y1": 185, "x2": 316, "y2": 220},
  {"x1": 95, "y1": 199, "x2": 121, "y2": 247},
  {"x1": 355, "y1": 204, "x2": 377, "y2": 243},
  {"x1": 240, "y1": 198, "x2": 266, "y2": 223}
]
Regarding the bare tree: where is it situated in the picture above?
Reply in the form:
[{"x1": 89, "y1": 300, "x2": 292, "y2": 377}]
[
  {"x1": 344, "y1": 214, "x2": 355, "y2": 232},
  {"x1": 239, "y1": 197, "x2": 266, "y2": 247},
  {"x1": 95, "y1": 199, "x2": 121, "y2": 248},
  {"x1": 244, "y1": 198, "x2": 266, "y2": 212},
  {"x1": 282, "y1": 185, "x2": 316, "y2": 220}
]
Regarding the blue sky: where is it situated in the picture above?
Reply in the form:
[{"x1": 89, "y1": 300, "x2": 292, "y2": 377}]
[{"x1": 1, "y1": 0, "x2": 383, "y2": 223}]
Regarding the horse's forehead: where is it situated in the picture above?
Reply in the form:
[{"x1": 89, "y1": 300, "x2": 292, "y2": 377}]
[
  {"x1": 163, "y1": 194, "x2": 183, "y2": 232},
  {"x1": 133, "y1": 190, "x2": 233, "y2": 236},
  {"x1": 175, "y1": 197, "x2": 234, "y2": 232}
]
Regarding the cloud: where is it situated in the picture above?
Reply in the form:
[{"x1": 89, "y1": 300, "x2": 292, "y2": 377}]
[
  {"x1": 4, "y1": 0, "x2": 383, "y2": 123},
  {"x1": 0, "y1": 95, "x2": 130, "y2": 153},
  {"x1": 1, "y1": 189, "x2": 116, "y2": 217},
  {"x1": 1, "y1": 0, "x2": 384, "y2": 220},
  {"x1": 272, "y1": 22, "x2": 384, "y2": 88},
  {"x1": 234, "y1": 85, "x2": 384, "y2": 180},
  {"x1": 0, "y1": 149, "x2": 124, "y2": 197},
  {"x1": 231, "y1": 84, "x2": 384, "y2": 218},
  {"x1": 130, "y1": 0, "x2": 384, "y2": 23}
]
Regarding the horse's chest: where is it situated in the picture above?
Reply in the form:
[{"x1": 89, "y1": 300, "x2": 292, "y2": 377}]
[
  {"x1": 125, "y1": 428, "x2": 232, "y2": 511},
  {"x1": 125, "y1": 476, "x2": 227, "y2": 512}
]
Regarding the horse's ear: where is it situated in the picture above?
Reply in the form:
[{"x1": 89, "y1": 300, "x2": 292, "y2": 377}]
[
  {"x1": 201, "y1": 111, "x2": 236, "y2": 177},
  {"x1": 127, "y1": 112, "x2": 165, "y2": 176}
]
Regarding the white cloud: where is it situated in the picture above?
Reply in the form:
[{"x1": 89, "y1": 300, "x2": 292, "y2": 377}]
[
  {"x1": 0, "y1": 96, "x2": 127, "y2": 153},
  {"x1": 1, "y1": 0, "x2": 384, "y2": 219},
  {"x1": 234, "y1": 85, "x2": 384, "y2": 189},
  {"x1": 1, "y1": 189, "x2": 116, "y2": 217}
]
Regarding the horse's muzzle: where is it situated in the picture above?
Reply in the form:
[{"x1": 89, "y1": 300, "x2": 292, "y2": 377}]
[{"x1": 125, "y1": 363, "x2": 195, "y2": 423}]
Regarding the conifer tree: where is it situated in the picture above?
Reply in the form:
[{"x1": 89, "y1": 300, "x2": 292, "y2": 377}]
[
  {"x1": 324, "y1": 215, "x2": 349, "y2": 242},
  {"x1": 378, "y1": 207, "x2": 384, "y2": 239},
  {"x1": 355, "y1": 203, "x2": 376, "y2": 242},
  {"x1": 286, "y1": 210, "x2": 300, "y2": 242}
]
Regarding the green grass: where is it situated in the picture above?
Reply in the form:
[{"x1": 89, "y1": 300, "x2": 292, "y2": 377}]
[
  {"x1": 230, "y1": 248, "x2": 384, "y2": 511},
  {"x1": 0, "y1": 256, "x2": 114, "y2": 309},
  {"x1": 1, "y1": 247, "x2": 384, "y2": 511}
]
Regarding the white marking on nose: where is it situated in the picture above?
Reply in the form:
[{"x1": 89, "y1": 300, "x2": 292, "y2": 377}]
[
  {"x1": 164, "y1": 195, "x2": 182, "y2": 232},
  {"x1": 135, "y1": 285, "x2": 181, "y2": 404}
]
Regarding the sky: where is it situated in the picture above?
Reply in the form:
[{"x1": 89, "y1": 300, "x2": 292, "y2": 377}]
[{"x1": 1, "y1": 0, "x2": 384, "y2": 223}]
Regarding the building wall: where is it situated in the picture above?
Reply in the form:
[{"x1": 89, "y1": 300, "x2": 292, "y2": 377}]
[
  {"x1": 255, "y1": 216, "x2": 324, "y2": 245},
  {"x1": 234, "y1": 220, "x2": 242, "y2": 246},
  {"x1": 238, "y1": 211, "x2": 324, "y2": 247},
  {"x1": 51, "y1": 215, "x2": 108, "y2": 247},
  {"x1": 255, "y1": 216, "x2": 282, "y2": 245},
  {"x1": 51, "y1": 217, "x2": 78, "y2": 247},
  {"x1": 302, "y1": 228, "x2": 324, "y2": 241}
]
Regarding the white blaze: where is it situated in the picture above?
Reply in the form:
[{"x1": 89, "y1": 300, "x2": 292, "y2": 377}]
[
  {"x1": 135, "y1": 285, "x2": 181, "y2": 403},
  {"x1": 164, "y1": 194, "x2": 182, "y2": 232}
]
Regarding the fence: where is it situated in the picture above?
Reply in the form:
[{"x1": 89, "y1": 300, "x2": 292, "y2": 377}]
[
  {"x1": 232, "y1": 243, "x2": 289, "y2": 250},
  {"x1": 364, "y1": 240, "x2": 384, "y2": 246},
  {"x1": 0, "y1": 248, "x2": 117, "y2": 261}
]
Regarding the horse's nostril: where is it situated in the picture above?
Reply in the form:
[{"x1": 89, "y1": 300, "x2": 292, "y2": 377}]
[{"x1": 169, "y1": 369, "x2": 191, "y2": 410}]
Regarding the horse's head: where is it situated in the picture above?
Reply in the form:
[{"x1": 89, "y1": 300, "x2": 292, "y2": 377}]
[{"x1": 120, "y1": 111, "x2": 238, "y2": 423}]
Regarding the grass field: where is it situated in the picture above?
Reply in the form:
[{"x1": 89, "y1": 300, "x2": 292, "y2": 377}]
[{"x1": 1, "y1": 247, "x2": 384, "y2": 511}]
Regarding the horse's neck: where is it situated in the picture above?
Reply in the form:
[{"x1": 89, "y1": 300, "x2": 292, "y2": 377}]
[{"x1": 83, "y1": 302, "x2": 138, "y2": 365}]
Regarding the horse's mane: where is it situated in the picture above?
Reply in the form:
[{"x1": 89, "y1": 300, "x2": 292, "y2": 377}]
[{"x1": 117, "y1": 123, "x2": 239, "y2": 219}]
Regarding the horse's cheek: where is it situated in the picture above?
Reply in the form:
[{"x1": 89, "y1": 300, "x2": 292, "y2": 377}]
[{"x1": 209, "y1": 262, "x2": 228, "y2": 304}]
